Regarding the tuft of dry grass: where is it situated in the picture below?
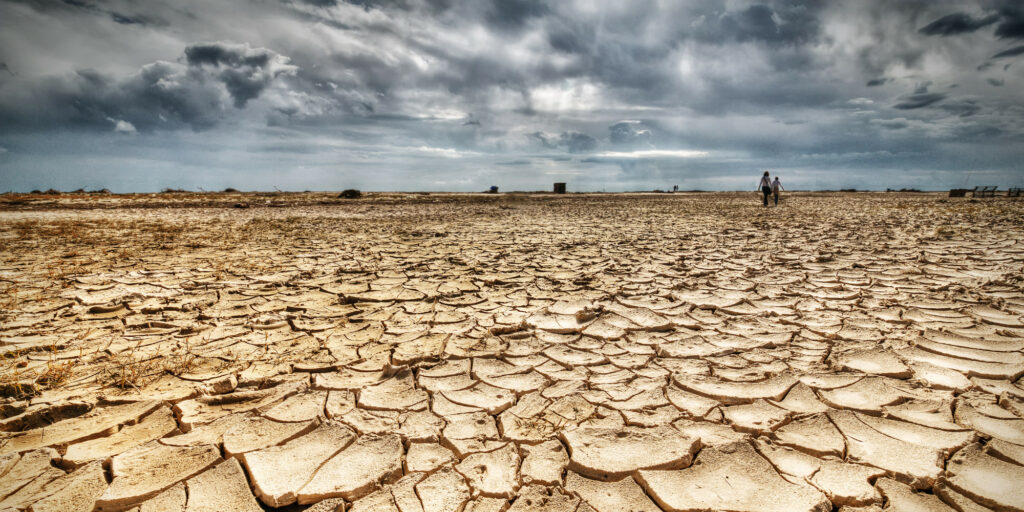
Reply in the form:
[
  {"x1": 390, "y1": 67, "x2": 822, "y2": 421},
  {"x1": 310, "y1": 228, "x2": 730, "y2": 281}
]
[{"x1": 36, "y1": 358, "x2": 75, "y2": 387}]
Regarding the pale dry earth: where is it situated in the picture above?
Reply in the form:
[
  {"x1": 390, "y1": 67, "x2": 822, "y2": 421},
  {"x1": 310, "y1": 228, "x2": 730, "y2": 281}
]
[{"x1": 1, "y1": 191, "x2": 1024, "y2": 512}]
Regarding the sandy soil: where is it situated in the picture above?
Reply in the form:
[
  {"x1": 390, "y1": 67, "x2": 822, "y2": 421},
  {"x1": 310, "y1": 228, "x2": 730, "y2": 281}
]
[{"x1": 1, "y1": 191, "x2": 1023, "y2": 511}]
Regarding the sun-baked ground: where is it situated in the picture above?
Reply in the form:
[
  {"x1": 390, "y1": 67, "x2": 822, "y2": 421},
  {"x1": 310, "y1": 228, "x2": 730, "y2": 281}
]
[{"x1": 1, "y1": 191, "x2": 1024, "y2": 511}]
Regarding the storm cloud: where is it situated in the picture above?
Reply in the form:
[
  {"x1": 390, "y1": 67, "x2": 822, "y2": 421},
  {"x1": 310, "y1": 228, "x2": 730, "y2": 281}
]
[
  {"x1": 919, "y1": 13, "x2": 998, "y2": 36},
  {"x1": 0, "y1": 0, "x2": 1022, "y2": 192},
  {"x1": 0, "y1": 41, "x2": 295, "y2": 132}
]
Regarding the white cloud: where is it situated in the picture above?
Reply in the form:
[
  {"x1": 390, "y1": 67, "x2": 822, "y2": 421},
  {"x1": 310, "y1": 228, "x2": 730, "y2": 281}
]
[
  {"x1": 593, "y1": 149, "x2": 709, "y2": 159},
  {"x1": 411, "y1": 146, "x2": 475, "y2": 158},
  {"x1": 109, "y1": 118, "x2": 137, "y2": 134}
]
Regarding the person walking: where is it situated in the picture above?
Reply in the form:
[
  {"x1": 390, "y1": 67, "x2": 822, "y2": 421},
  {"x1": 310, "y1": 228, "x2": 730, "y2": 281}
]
[
  {"x1": 772, "y1": 176, "x2": 784, "y2": 206},
  {"x1": 758, "y1": 171, "x2": 772, "y2": 207}
]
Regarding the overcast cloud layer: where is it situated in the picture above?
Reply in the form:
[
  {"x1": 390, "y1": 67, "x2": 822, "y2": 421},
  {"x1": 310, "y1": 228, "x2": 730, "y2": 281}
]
[{"x1": 1, "y1": 0, "x2": 1023, "y2": 192}]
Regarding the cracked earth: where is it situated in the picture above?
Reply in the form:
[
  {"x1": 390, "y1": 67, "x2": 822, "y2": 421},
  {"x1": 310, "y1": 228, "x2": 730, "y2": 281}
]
[{"x1": 1, "y1": 191, "x2": 1024, "y2": 512}]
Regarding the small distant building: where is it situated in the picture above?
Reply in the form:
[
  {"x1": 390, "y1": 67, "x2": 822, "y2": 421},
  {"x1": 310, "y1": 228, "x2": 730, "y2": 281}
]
[
  {"x1": 488, "y1": 186, "x2": 498, "y2": 194},
  {"x1": 553, "y1": 182, "x2": 566, "y2": 194}
]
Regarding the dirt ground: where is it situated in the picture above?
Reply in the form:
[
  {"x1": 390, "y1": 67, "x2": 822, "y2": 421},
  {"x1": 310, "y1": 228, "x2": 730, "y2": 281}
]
[{"x1": 1, "y1": 191, "x2": 1023, "y2": 511}]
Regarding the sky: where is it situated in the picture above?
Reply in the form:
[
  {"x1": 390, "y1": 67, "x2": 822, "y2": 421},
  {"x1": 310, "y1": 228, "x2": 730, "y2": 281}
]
[{"x1": 1, "y1": 0, "x2": 1023, "y2": 192}]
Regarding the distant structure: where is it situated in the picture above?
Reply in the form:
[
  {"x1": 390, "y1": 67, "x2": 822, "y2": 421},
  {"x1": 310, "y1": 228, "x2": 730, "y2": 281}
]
[
  {"x1": 553, "y1": 182, "x2": 566, "y2": 194},
  {"x1": 488, "y1": 186, "x2": 498, "y2": 194}
]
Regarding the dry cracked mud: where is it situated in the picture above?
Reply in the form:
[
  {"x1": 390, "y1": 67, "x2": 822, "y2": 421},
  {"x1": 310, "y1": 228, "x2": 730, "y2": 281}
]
[{"x1": 1, "y1": 191, "x2": 1024, "y2": 511}]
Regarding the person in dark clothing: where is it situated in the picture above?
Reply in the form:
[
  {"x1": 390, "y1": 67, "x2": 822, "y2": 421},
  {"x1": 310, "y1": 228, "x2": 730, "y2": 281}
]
[{"x1": 758, "y1": 171, "x2": 772, "y2": 207}]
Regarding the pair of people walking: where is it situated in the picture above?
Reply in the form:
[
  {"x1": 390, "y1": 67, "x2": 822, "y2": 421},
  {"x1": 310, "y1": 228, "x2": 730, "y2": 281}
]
[{"x1": 758, "y1": 171, "x2": 783, "y2": 206}]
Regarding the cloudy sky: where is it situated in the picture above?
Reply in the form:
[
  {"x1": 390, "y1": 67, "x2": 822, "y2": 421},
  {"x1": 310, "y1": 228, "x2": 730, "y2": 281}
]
[{"x1": 1, "y1": 0, "x2": 1023, "y2": 192}]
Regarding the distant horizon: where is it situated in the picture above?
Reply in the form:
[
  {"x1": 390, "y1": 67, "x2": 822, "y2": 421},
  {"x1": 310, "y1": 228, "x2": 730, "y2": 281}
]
[
  {"x1": 0, "y1": 185, "x2": 1002, "y2": 195},
  {"x1": 2, "y1": 0, "x2": 1023, "y2": 191}
]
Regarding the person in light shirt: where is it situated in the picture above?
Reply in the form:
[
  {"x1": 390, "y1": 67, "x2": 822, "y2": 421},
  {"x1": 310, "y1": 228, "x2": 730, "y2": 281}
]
[{"x1": 772, "y1": 176, "x2": 784, "y2": 206}]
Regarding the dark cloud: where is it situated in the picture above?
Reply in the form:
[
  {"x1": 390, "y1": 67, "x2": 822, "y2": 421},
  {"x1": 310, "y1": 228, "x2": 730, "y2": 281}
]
[
  {"x1": 987, "y1": 77, "x2": 1005, "y2": 86},
  {"x1": 185, "y1": 43, "x2": 273, "y2": 68},
  {"x1": 994, "y1": 4, "x2": 1024, "y2": 38},
  {"x1": 866, "y1": 78, "x2": 889, "y2": 86},
  {"x1": 608, "y1": 121, "x2": 652, "y2": 147},
  {"x1": 326, "y1": 0, "x2": 452, "y2": 12},
  {"x1": 529, "y1": 132, "x2": 556, "y2": 149},
  {"x1": 184, "y1": 42, "x2": 296, "y2": 107},
  {"x1": 691, "y1": 2, "x2": 823, "y2": 46},
  {"x1": 939, "y1": 98, "x2": 982, "y2": 116},
  {"x1": 529, "y1": 131, "x2": 597, "y2": 153},
  {"x1": 559, "y1": 131, "x2": 597, "y2": 153},
  {"x1": 0, "y1": 42, "x2": 297, "y2": 133},
  {"x1": 992, "y1": 44, "x2": 1024, "y2": 58},
  {"x1": 11, "y1": 0, "x2": 165, "y2": 26},
  {"x1": 486, "y1": 0, "x2": 546, "y2": 30},
  {"x1": 893, "y1": 92, "x2": 947, "y2": 109},
  {"x1": 918, "y1": 13, "x2": 998, "y2": 36},
  {"x1": 546, "y1": 21, "x2": 594, "y2": 54},
  {"x1": 874, "y1": 119, "x2": 909, "y2": 130}
]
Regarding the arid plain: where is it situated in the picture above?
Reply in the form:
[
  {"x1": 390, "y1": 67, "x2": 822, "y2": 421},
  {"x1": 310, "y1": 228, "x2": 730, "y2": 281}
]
[{"x1": 1, "y1": 191, "x2": 1024, "y2": 512}]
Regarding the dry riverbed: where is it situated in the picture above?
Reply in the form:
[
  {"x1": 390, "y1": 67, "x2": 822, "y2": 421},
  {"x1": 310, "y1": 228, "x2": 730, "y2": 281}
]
[{"x1": 1, "y1": 191, "x2": 1023, "y2": 511}]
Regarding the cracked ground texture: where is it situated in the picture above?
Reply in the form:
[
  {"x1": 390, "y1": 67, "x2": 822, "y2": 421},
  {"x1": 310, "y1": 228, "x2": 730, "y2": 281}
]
[{"x1": 1, "y1": 191, "x2": 1024, "y2": 512}]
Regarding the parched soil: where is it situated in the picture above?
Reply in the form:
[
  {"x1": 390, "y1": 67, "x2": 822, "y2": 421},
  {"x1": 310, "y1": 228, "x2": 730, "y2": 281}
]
[{"x1": 1, "y1": 192, "x2": 1023, "y2": 511}]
